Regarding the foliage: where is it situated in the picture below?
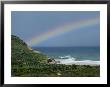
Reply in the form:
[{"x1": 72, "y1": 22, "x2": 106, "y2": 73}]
[
  {"x1": 11, "y1": 35, "x2": 100, "y2": 77},
  {"x1": 12, "y1": 64, "x2": 100, "y2": 77}
]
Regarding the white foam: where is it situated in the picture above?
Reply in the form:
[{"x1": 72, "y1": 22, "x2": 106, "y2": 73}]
[
  {"x1": 59, "y1": 55, "x2": 75, "y2": 59},
  {"x1": 65, "y1": 61, "x2": 100, "y2": 66},
  {"x1": 55, "y1": 56, "x2": 100, "y2": 66}
]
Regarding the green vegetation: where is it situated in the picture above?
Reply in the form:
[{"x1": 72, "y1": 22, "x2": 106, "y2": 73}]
[{"x1": 11, "y1": 35, "x2": 100, "y2": 77}]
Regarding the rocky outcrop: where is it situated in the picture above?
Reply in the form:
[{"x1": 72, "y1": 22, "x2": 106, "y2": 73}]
[
  {"x1": 47, "y1": 58, "x2": 56, "y2": 64},
  {"x1": 47, "y1": 58, "x2": 60, "y2": 64}
]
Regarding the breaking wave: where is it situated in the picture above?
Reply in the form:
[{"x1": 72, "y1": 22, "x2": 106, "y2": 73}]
[{"x1": 54, "y1": 55, "x2": 100, "y2": 65}]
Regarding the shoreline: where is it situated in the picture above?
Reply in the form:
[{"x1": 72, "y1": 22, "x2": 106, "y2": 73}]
[{"x1": 54, "y1": 59, "x2": 100, "y2": 66}]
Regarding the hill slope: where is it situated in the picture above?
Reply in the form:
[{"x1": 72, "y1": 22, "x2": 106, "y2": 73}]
[
  {"x1": 11, "y1": 35, "x2": 48, "y2": 75},
  {"x1": 11, "y1": 35, "x2": 100, "y2": 77}
]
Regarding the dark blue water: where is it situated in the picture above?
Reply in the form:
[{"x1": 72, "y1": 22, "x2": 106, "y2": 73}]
[{"x1": 32, "y1": 47, "x2": 100, "y2": 61}]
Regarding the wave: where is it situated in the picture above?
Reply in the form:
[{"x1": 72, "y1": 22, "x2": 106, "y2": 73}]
[
  {"x1": 54, "y1": 55, "x2": 100, "y2": 66},
  {"x1": 59, "y1": 55, "x2": 76, "y2": 60}
]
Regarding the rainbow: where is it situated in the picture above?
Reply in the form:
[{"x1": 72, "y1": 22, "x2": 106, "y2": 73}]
[{"x1": 26, "y1": 17, "x2": 99, "y2": 46}]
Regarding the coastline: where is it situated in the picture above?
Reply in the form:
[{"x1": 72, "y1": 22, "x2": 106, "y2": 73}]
[
  {"x1": 54, "y1": 59, "x2": 100, "y2": 66},
  {"x1": 11, "y1": 35, "x2": 100, "y2": 77},
  {"x1": 31, "y1": 47, "x2": 100, "y2": 66}
]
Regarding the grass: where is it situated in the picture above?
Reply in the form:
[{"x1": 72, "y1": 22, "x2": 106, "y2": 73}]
[{"x1": 11, "y1": 35, "x2": 100, "y2": 77}]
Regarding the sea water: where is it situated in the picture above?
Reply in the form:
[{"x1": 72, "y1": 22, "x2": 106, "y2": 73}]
[{"x1": 32, "y1": 47, "x2": 100, "y2": 65}]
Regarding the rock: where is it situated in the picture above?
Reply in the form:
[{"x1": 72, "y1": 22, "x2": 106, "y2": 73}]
[{"x1": 47, "y1": 58, "x2": 56, "y2": 64}]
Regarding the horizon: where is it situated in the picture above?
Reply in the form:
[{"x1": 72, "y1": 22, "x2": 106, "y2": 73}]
[{"x1": 31, "y1": 46, "x2": 100, "y2": 48}]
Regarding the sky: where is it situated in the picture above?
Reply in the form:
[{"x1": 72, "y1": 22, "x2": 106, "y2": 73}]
[{"x1": 11, "y1": 11, "x2": 100, "y2": 47}]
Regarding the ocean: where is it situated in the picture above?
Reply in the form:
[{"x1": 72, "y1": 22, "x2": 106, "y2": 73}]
[{"x1": 32, "y1": 47, "x2": 100, "y2": 65}]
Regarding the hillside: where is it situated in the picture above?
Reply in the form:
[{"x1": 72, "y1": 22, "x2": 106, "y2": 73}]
[
  {"x1": 11, "y1": 35, "x2": 100, "y2": 77},
  {"x1": 11, "y1": 35, "x2": 48, "y2": 75}
]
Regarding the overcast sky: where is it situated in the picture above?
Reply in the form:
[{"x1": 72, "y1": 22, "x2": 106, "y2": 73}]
[{"x1": 12, "y1": 11, "x2": 100, "y2": 47}]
